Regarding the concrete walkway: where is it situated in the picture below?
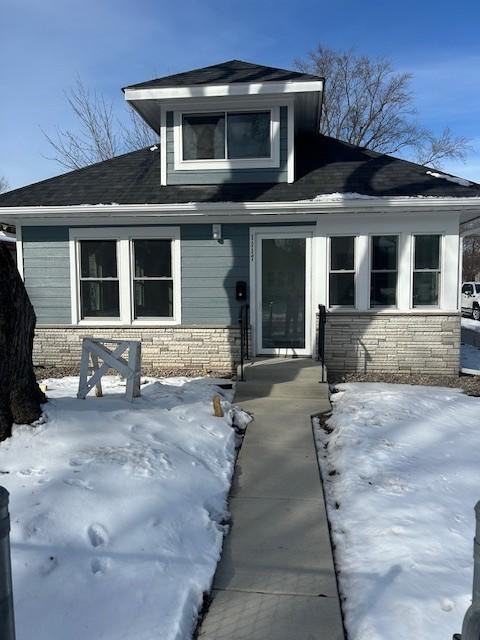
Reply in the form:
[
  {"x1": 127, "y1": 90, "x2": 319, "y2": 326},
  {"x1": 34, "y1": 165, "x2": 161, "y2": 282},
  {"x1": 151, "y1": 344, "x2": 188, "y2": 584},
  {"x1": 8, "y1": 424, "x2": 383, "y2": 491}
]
[{"x1": 198, "y1": 358, "x2": 344, "y2": 640}]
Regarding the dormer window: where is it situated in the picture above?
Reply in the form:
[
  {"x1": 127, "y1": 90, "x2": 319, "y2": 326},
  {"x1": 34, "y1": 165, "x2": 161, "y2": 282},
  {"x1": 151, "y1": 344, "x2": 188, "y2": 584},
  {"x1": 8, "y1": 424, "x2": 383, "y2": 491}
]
[
  {"x1": 183, "y1": 111, "x2": 271, "y2": 161},
  {"x1": 174, "y1": 106, "x2": 280, "y2": 170}
]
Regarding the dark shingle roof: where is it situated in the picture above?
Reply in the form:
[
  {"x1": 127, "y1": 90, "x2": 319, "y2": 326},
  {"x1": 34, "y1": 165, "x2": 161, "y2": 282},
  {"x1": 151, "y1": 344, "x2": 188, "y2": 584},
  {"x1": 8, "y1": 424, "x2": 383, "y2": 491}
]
[
  {"x1": 123, "y1": 59, "x2": 323, "y2": 91},
  {"x1": 1, "y1": 135, "x2": 479, "y2": 209}
]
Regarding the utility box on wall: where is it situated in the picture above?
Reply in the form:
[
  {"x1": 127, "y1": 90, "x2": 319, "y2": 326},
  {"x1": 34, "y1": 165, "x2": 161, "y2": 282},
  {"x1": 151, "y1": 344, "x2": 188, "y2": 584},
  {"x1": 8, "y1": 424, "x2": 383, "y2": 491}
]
[{"x1": 235, "y1": 281, "x2": 247, "y2": 302}]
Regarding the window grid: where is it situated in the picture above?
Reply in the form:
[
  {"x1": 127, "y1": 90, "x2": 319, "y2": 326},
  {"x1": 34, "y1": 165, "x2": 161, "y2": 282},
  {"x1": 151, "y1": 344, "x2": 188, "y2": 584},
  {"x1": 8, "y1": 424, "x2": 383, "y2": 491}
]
[
  {"x1": 132, "y1": 239, "x2": 174, "y2": 320},
  {"x1": 328, "y1": 236, "x2": 356, "y2": 308},
  {"x1": 412, "y1": 234, "x2": 441, "y2": 308},
  {"x1": 79, "y1": 240, "x2": 120, "y2": 320},
  {"x1": 370, "y1": 235, "x2": 398, "y2": 308}
]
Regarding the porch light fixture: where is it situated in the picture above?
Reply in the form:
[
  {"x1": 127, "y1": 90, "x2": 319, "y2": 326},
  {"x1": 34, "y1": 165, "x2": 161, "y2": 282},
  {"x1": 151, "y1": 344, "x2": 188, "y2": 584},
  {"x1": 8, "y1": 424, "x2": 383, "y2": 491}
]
[{"x1": 212, "y1": 224, "x2": 222, "y2": 241}]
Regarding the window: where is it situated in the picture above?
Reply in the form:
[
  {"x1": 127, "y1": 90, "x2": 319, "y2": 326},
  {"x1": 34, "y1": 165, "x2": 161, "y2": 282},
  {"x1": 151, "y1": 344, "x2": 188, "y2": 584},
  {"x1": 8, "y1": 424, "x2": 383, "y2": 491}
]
[
  {"x1": 182, "y1": 110, "x2": 271, "y2": 161},
  {"x1": 370, "y1": 236, "x2": 398, "y2": 307},
  {"x1": 227, "y1": 112, "x2": 270, "y2": 159},
  {"x1": 413, "y1": 235, "x2": 441, "y2": 307},
  {"x1": 463, "y1": 284, "x2": 474, "y2": 295},
  {"x1": 183, "y1": 113, "x2": 225, "y2": 160},
  {"x1": 79, "y1": 240, "x2": 119, "y2": 318},
  {"x1": 71, "y1": 228, "x2": 181, "y2": 325},
  {"x1": 133, "y1": 239, "x2": 173, "y2": 318},
  {"x1": 178, "y1": 108, "x2": 277, "y2": 169},
  {"x1": 329, "y1": 236, "x2": 355, "y2": 306}
]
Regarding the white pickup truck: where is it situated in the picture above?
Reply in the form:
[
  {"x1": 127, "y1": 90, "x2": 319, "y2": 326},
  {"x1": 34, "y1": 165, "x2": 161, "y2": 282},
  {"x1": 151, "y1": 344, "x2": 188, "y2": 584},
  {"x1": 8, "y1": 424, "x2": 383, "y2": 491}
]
[{"x1": 461, "y1": 282, "x2": 480, "y2": 321}]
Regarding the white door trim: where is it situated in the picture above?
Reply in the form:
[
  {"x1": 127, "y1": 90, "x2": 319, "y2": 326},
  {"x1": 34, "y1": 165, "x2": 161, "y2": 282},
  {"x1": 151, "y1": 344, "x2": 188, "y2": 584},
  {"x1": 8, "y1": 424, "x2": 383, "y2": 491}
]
[{"x1": 249, "y1": 226, "x2": 314, "y2": 356}]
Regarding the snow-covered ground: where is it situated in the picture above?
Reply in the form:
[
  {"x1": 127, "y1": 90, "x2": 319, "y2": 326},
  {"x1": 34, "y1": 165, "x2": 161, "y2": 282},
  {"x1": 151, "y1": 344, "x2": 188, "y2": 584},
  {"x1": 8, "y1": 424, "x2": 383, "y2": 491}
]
[
  {"x1": 0, "y1": 376, "x2": 248, "y2": 640},
  {"x1": 315, "y1": 383, "x2": 480, "y2": 640},
  {"x1": 462, "y1": 317, "x2": 480, "y2": 333}
]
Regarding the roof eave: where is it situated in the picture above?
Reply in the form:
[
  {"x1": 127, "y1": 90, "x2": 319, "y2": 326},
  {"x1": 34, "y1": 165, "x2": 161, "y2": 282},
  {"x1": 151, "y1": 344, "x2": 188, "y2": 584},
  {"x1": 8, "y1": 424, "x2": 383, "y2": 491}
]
[
  {"x1": 1, "y1": 195, "x2": 480, "y2": 224},
  {"x1": 124, "y1": 79, "x2": 324, "y2": 102}
]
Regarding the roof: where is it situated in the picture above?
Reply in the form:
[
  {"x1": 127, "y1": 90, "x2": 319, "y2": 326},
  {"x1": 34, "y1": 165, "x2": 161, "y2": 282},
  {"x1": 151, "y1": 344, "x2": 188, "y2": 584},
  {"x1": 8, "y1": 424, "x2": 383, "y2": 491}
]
[
  {"x1": 123, "y1": 59, "x2": 323, "y2": 91},
  {"x1": 1, "y1": 135, "x2": 479, "y2": 209}
]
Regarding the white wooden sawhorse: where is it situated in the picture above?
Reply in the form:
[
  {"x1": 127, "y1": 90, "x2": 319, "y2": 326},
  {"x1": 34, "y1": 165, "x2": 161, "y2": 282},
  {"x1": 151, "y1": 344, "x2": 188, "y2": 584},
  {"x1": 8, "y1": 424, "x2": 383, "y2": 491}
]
[{"x1": 77, "y1": 338, "x2": 142, "y2": 401}]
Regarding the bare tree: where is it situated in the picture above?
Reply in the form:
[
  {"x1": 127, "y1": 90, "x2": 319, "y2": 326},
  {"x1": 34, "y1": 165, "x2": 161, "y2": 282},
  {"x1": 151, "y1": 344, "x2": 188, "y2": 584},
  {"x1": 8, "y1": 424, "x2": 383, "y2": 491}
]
[
  {"x1": 0, "y1": 244, "x2": 46, "y2": 441},
  {"x1": 120, "y1": 108, "x2": 159, "y2": 151},
  {"x1": 0, "y1": 176, "x2": 9, "y2": 193},
  {"x1": 43, "y1": 78, "x2": 158, "y2": 171},
  {"x1": 295, "y1": 44, "x2": 471, "y2": 168},
  {"x1": 414, "y1": 127, "x2": 471, "y2": 168}
]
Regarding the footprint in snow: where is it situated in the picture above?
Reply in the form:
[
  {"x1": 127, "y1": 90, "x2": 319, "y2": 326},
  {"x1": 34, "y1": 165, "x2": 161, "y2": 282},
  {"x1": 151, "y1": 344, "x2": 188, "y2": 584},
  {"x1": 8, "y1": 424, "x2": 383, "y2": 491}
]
[
  {"x1": 87, "y1": 523, "x2": 109, "y2": 548},
  {"x1": 18, "y1": 468, "x2": 46, "y2": 477},
  {"x1": 91, "y1": 557, "x2": 111, "y2": 575}
]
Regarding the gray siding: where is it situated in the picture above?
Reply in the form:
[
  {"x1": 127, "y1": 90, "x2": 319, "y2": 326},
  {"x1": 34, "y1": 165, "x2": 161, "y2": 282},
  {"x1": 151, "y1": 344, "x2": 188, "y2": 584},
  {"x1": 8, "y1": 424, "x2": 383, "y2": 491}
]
[
  {"x1": 166, "y1": 106, "x2": 289, "y2": 185},
  {"x1": 23, "y1": 223, "x2": 312, "y2": 327},
  {"x1": 181, "y1": 224, "x2": 249, "y2": 324},
  {"x1": 22, "y1": 226, "x2": 71, "y2": 324}
]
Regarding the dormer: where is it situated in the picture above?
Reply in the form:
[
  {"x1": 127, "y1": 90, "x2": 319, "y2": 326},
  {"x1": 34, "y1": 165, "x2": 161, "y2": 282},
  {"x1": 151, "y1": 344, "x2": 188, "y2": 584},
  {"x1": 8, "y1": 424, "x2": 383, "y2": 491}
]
[{"x1": 123, "y1": 60, "x2": 324, "y2": 185}]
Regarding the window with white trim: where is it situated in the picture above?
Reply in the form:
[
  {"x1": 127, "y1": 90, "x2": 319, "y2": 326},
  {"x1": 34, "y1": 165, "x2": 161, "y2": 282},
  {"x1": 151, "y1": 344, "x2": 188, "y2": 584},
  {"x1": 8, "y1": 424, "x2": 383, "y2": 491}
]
[
  {"x1": 412, "y1": 235, "x2": 441, "y2": 307},
  {"x1": 174, "y1": 105, "x2": 281, "y2": 171},
  {"x1": 370, "y1": 235, "x2": 398, "y2": 307},
  {"x1": 79, "y1": 240, "x2": 120, "y2": 319},
  {"x1": 329, "y1": 236, "x2": 355, "y2": 307},
  {"x1": 72, "y1": 228, "x2": 181, "y2": 325},
  {"x1": 132, "y1": 239, "x2": 174, "y2": 318}
]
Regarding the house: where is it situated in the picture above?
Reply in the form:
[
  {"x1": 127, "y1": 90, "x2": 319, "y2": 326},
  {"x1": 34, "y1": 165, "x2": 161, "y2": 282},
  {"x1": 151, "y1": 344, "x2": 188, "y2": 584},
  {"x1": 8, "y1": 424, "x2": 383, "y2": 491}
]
[{"x1": 0, "y1": 59, "x2": 479, "y2": 377}]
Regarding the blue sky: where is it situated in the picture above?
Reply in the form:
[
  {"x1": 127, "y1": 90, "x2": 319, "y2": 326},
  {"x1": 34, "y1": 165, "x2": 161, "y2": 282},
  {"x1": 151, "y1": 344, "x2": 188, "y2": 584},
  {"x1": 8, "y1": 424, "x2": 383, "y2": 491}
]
[{"x1": 1, "y1": 0, "x2": 479, "y2": 189}]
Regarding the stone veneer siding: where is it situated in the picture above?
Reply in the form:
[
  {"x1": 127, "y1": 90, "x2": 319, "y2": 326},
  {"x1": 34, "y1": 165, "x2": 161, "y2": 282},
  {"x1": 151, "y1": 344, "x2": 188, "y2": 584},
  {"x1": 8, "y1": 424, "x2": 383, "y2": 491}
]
[
  {"x1": 33, "y1": 326, "x2": 242, "y2": 375},
  {"x1": 324, "y1": 312, "x2": 460, "y2": 376}
]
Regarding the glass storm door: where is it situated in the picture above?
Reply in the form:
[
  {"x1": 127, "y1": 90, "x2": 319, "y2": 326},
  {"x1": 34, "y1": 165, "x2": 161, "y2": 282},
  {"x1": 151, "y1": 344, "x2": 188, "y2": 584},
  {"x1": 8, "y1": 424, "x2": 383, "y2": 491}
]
[{"x1": 255, "y1": 232, "x2": 312, "y2": 355}]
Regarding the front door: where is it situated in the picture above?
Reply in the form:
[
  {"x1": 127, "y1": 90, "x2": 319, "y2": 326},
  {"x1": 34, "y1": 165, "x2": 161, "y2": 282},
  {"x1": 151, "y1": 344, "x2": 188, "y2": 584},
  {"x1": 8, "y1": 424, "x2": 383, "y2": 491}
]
[{"x1": 253, "y1": 229, "x2": 312, "y2": 356}]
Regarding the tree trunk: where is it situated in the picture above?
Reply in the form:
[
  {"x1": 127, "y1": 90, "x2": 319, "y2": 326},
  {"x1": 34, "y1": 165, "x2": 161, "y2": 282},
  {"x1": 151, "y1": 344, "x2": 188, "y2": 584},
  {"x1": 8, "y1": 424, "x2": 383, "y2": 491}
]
[{"x1": 0, "y1": 244, "x2": 46, "y2": 441}]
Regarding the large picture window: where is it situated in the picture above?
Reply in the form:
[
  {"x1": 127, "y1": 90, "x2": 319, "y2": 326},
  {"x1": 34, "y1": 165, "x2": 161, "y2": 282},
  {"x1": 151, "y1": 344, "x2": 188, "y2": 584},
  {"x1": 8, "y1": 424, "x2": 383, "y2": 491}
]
[
  {"x1": 413, "y1": 235, "x2": 441, "y2": 307},
  {"x1": 370, "y1": 236, "x2": 398, "y2": 307},
  {"x1": 329, "y1": 236, "x2": 355, "y2": 307},
  {"x1": 72, "y1": 228, "x2": 181, "y2": 325},
  {"x1": 79, "y1": 240, "x2": 120, "y2": 319},
  {"x1": 182, "y1": 110, "x2": 271, "y2": 161}
]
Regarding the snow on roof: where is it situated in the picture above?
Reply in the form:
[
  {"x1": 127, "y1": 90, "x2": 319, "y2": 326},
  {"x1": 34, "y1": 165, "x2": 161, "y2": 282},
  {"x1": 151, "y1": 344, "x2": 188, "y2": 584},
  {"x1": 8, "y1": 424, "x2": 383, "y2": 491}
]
[{"x1": 426, "y1": 170, "x2": 473, "y2": 187}]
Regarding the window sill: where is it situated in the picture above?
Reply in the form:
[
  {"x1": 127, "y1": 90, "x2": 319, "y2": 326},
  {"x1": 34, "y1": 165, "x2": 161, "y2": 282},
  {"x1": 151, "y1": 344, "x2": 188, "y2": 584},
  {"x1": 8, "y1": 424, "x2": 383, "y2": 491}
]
[
  {"x1": 174, "y1": 157, "x2": 280, "y2": 171},
  {"x1": 75, "y1": 319, "x2": 181, "y2": 328},
  {"x1": 327, "y1": 309, "x2": 460, "y2": 316}
]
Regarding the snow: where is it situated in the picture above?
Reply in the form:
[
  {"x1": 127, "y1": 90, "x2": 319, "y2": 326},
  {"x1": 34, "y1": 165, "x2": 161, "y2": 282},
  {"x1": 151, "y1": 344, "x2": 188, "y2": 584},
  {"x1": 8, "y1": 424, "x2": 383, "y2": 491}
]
[
  {"x1": 426, "y1": 170, "x2": 473, "y2": 187},
  {"x1": 462, "y1": 317, "x2": 480, "y2": 333},
  {"x1": 0, "y1": 376, "x2": 249, "y2": 640},
  {"x1": 310, "y1": 192, "x2": 381, "y2": 201},
  {"x1": 297, "y1": 192, "x2": 480, "y2": 204},
  {"x1": 315, "y1": 383, "x2": 480, "y2": 640}
]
